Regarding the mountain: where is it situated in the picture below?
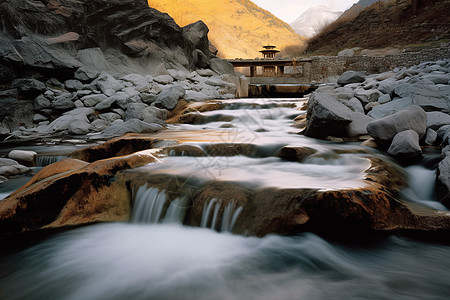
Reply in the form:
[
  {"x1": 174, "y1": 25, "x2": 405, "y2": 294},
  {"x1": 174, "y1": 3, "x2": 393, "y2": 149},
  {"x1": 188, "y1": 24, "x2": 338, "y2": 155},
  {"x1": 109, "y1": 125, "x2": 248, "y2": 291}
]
[
  {"x1": 290, "y1": 5, "x2": 342, "y2": 38},
  {"x1": 147, "y1": 0, "x2": 304, "y2": 59},
  {"x1": 304, "y1": 0, "x2": 450, "y2": 55},
  {"x1": 337, "y1": 0, "x2": 383, "y2": 24}
]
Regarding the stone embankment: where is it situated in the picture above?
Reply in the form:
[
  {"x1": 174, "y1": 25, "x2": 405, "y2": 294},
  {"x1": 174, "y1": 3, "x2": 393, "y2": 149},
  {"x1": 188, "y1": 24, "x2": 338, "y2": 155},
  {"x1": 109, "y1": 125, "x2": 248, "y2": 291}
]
[{"x1": 303, "y1": 58, "x2": 450, "y2": 207}]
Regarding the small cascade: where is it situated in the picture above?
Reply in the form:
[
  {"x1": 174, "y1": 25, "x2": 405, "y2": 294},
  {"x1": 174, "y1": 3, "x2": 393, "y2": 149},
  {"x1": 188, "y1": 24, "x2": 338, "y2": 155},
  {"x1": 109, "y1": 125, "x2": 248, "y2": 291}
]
[
  {"x1": 131, "y1": 185, "x2": 187, "y2": 224},
  {"x1": 201, "y1": 198, "x2": 243, "y2": 232},
  {"x1": 35, "y1": 155, "x2": 67, "y2": 167}
]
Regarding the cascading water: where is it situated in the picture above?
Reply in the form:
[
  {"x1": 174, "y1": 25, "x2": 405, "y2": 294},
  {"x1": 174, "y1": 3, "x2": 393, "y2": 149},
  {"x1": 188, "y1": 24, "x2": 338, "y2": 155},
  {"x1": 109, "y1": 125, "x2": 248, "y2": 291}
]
[
  {"x1": 131, "y1": 184, "x2": 188, "y2": 224},
  {"x1": 200, "y1": 198, "x2": 243, "y2": 232},
  {"x1": 35, "y1": 155, "x2": 67, "y2": 167}
]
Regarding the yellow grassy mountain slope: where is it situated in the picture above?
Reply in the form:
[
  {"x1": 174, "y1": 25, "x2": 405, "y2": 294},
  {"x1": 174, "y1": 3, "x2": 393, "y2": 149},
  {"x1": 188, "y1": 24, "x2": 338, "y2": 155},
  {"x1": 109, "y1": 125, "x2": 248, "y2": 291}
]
[{"x1": 148, "y1": 0, "x2": 304, "y2": 59}]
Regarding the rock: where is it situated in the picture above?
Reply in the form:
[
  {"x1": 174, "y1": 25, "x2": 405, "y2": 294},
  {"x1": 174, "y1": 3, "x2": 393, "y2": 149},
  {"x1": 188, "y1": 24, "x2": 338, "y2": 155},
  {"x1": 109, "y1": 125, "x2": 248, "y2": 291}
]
[
  {"x1": 99, "y1": 112, "x2": 122, "y2": 123},
  {"x1": 364, "y1": 102, "x2": 380, "y2": 112},
  {"x1": 74, "y1": 67, "x2": 101, "y2": 82},
  {"x1": 52, "y1": 93, "x2": 75, "y2": 110},
  {"x1": 426, "y1": 112, "x2": 450, "y2": 130},
  {"x1": 155, "y1": 85, "x2": 185, "y2": 110},
  {"x1": 11, "y1": 79, "x2": 46, "y2": 99},
  {"x1": 436, "y1": 148, "x2": 450, "y2": 208},
  {"x1": 437, "y1": 125, "x2": 450, "y2": 142},
  {"x1": 95, "y1": 96, "x2": 117, "y2": 111},
  {"x1": 378, "y1": 94, "x2": 391, "y2": 104},
  {"x1": 342, "y1": 97, "x2": 364, "y2": 114},
  {"x1": 0, "y1": 166, "x2": 19, "y2": 177},
  {"x1": 394, "y1": 83, "x2": 448, "y2": 112},
  {"x1": 101, "y1": 119, "x2": 163, "y2": 137},
  {"x1": 154, "y1": 75, "x2": 174, "y2": 85},
  {"x1": 210, "y1": 58, "x2": 235, "y2": 75},
  {"x1": 337, "y1": 71, "x2": 366, "y2": 86},
  {"x1": 346, "y1": 112, "x2": 373, "y2": 137},
  {"x1": 33, "y1": 94, "x2": 52, "y2": 110},
  {"x1": 45, "y1": 115, "x2": 73, "y2": 134},
  {"x1": 421, "y1": 74, "x2": 450, "y2": 84},
  {"x1": 64, "y1": 107, "x2": 95, "y2": 118},
  {"x1": 355, "y1": 89, "x2": 382, "y2": 105},
  {"x1": 367, "y1": 105, "x2": 427, "y2": 147},
  {"x1": 387, "y1": 130, "x2": 422, "y2": 158},
  {"x1": 8, "y1": 150, "x2": 37, "y2": 163},
  {"x1": 0, "y1": 158, "x2": 18, "y2": 167},
  {"x1": 90, "y1": 119, "x2": 110, "y2": 132},
  {"x1": 0, "y1": 175, "x2": 7, "y2": 184},
  {"x1": 184, "y1": 90, "x2": 211, "y2": 101},
  {"x1": 122, "y1": 73, "x2": 148, "y2": 86},
  {"x1": 377, "y1": 80, "x2": 396, "y2": 95},
  {"x1": 81, "y1": 94, "x2": 108, "y2": 107},
  {"x1": 337, "y1": 49, "x2": 355, "y2": 57},
  {"x1": 68, "y1": 115, "x2": 91, "y2": 135},
  {"x1": 96, "y1": 73, "x2": 125, "y2": 93},
  {"x1": 167, "y1": 69, "x2": 187, "y2": 81},
  {"x1": 196, "y1": 69, "x2": 215, "y2": 77},
  {"x1": 64, "y1": 80, "x2": 84, "y2": 91},
  {"x1": 0, "y1": 149, "x2": 159, "y2": 234},
  {"x1": 368, "y1": 97, "x2": 413, "y2": 119},
  {"x1": 304, "y1": 92, "x2": 353, "y2": 138},
  {"x1": 276, "y1": 146, "x2": 317, "y2": 162},
  {"x1": 32, "y1": 113, "x2": 47, "y2": 123},
  {"x1": 425, "y1": 128, "x2": 437, "y2": 146}
]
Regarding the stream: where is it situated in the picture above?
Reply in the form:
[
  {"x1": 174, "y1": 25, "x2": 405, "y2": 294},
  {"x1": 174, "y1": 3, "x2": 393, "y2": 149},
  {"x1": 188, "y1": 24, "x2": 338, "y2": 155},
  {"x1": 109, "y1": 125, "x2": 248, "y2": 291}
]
[{"x1": 1, "y1": 97, "x2": 450, "y2": 299}]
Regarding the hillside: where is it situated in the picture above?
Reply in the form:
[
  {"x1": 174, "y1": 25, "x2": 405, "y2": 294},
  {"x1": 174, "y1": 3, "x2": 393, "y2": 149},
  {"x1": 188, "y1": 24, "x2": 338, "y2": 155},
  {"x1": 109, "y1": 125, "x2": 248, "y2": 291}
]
[
  {"x1": 305, "y1": 0, "x2": 450, "y2": 55},
  {"x1": 147, "y1": 0, "x2": 304, "y2": 59},
  {"x1": 290, "y1": 5, "x2": 342, "y2": 38}
]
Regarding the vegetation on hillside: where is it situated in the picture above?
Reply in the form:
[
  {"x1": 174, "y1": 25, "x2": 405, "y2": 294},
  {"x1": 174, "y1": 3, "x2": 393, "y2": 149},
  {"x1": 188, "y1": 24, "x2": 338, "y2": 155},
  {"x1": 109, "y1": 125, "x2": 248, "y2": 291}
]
[
  {"x1": 147, "y1": 0, "x2": 304, "y2": 59},
  {"x1": 304, "y1": 0, "x2": 450, "y2": 56}
]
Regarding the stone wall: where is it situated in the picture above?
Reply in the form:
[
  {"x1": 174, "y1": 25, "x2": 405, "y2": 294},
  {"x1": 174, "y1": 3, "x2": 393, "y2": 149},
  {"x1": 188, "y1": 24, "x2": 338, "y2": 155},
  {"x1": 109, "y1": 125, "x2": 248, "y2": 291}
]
[{"x1": 304, "y1": 47, "x2": 450, "y2": 83}]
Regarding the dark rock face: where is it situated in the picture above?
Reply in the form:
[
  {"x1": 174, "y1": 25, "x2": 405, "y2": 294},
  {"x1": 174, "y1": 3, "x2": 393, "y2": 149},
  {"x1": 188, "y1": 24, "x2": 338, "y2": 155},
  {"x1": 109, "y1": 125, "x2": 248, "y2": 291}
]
[{"x1": 0, "y1": 0, "x2": 217, "y2": 81}]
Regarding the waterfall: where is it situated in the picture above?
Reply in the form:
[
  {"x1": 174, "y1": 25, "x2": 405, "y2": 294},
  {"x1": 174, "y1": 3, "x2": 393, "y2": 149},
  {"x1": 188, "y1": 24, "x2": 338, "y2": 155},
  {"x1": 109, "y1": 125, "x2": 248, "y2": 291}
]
[
  {"x1": 201, "y1": 198, "x2": 243, "y2": 232},
  {"x1": 35, "y1": 155, "x2": 67, "y2": 167},
  {"x1": 131, "y1": 185, "x2": 187, "y2": 224}
]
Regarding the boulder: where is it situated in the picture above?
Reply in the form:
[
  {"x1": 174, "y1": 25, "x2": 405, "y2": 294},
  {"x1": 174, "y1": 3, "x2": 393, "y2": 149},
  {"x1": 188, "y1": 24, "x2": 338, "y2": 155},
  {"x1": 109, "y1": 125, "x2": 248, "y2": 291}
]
[
  {"x1": 8, "y1": 150, "x2": 37, "y2": 163},
  {"x1": 378, "y1": 94, "x2": 391, "y2": 104},
  {"x1": 81, "y1": 94, "x2": 108, "y2": 107},
  {"x1": 426, "y1": 111, "x2": 450, "y2": 130},
  {"x1": 337, "y1": 49, "x2": 355, "y2": 57},
  {"x1": 337, "y1": 71, "x2": 366, "y2": 86},
  {"x1": 342, "y1": 97, "x2": 365, "y2": 114},
  {"x1": 387, "y1": 130, "x2": 422, "y2": 158},
  {"x1": 95, "y1": 96, "x2": 117, "y2": 111},
  {"x1": 367, "y1": 105, "x2": 427, "y2": 147},
  {"x1": 64, "y1": 80, "x2": 84, "y2": 91},
  {"x1": 355, "y1": 89, "x2": 382, "y2": 105},
  {"x1": 154, "y1": 75, "x2": 174, "y2": 85},
  {"x1": 96, "y1": 73, "x2": 125, "y2": 93},
  {"x1": 33, "y1": 94, "x2": 52, "y2": 110},
  {"x1": 155, "y1": 85, "x2": 185, "y2": 110},
  {"x1": 68, "y1": 115, "x2": 91, "y2": 135},
  {"x1": 74, "y1": 67, "x2": 101, "y2": 82},
  {"x1": 101, "y1": 119, "x2": 163, "y2": 137},
  {"x1": 99, "y1": 112, "x2": 122, "y2": 123},
  {"x1": 425, "y1": 128, "x2": 437, "y2": 146},
  {"x1": 345, "y1": 112, "x2": 373, "y2": 137},
  {"x1": 11, "y1": 79, "x2": 46, "y2": 99},
  {"x1": 436, "y1": 147, "x2": 450, "y2": 208},
  {"x1": 394, "y1": 83, "x2": 448, "y2": 112},
  {"x1": 304, "y1": 92, "x2": 353, "y2": 138},
  {"x1": 51, "y1": 93, "x2": 75, "y2": 110},
  {"x1": 368, "y1": 97, "x2": 413, "y2": 119},
  {"x1": 421, "y1": 74, "x2": 450, "y2": 84},
  {"x1": 197, "y1": 69, "x2": 215, "y2": 77},
  {"x1": 377, "y1": 80, "x2": 396, "y2": 95}
]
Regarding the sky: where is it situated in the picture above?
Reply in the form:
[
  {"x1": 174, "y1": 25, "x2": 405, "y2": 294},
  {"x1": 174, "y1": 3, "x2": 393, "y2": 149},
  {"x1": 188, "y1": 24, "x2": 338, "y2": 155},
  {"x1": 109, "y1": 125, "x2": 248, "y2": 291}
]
[{"x1": 251, "y1": 0, "x2": 358, "y2": 23}]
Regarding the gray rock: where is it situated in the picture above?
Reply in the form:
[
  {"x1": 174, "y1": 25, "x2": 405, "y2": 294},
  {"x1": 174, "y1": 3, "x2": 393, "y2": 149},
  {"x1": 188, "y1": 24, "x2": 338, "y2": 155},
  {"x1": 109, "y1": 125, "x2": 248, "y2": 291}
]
[
  {"x1": 337, "y1": 49, "x2": 355, "y2": 57},
  {"x1": 426, "y1": 111, "x2": 450, "y2": 130},
  {"x1": 421, "y1": 74, "x2": 450, "y2": 84},
  {"x1": 0, "y1": 158, "x2": 18, "y2": 167},
  {"x1": 0, "y1": 166, "x2": 20, "y2": 177},
  {"x1": 184, "y1": 90, "x2": 211, "y2": 101},
  {"x1": 337, "y1": 71, "x2": 366, "y2": 86},
  {"x1": 46, "y1": 115, "x2": 73, "y2": 133},
  {"x1": 210, "y1": 58, "x2": 235, "y2": 75},
  {"x1": 364, "y1": 102, "x2": 380, "y2": 112},
  {"x1": 125, "y1": 103, "x2": 148, "y2": 120},
  {"x1": 8, "y1": 150, "x2": 37, "y2": 163},
  {"x1": 436, "y1": 125, "x2": 450, "y2": 141},
  {"x1": 95, "y1": 96, "x2": 117, "y2": 111},
  {"x1": 346, "y1": 112, "x2": 373, "y2": 137},
  {"x1": 68, "y1": 115, "x2": 91, "y2": 135},
  {"x1": 378, "y1": 94, "x2": 391, "y2": 104},
  {"x1": 205, "y1": 78, "x2": 227, "y2": 87},
  {"x1": 341, "y1": 97, "x2": 364, "y2": 114},
  {"x1": 154, "y1": 75, "x2": 174, "y2": 84},
  {"x1": 90, "y1": 119, "x2": 110, "y2": 132},
  {"x1": 394, "y1": 82, "x2": 448, "y2": 112},
  {"x1": 101, "y1": 118, "x2": 163, "y2": 137},
  {"x1": 33, "y1": 94, "x2": 51, "y2": 110},
  {"x1": 436, "y1": 148, "x2": 450, "y2": 208},
  {"x1": 99, "y1": 112, "x2": 122, "y2": 123},
  {"x1": 304, "y1": 92, "x2": 353, "y2": 138},
  {"x1": 140, "y1": 93, "x2": 157, "y2": 104},
  {"x1": 425, "y1": 128, "x2": 437, "y2": 146},
  {"x1": 96, "y1": 72, "x2": 124, "y2": 93},
  {"x1": 387, "y1": 130, "x2": 422, "y2": 158},
  {"x1": 52, "y1": 93, "x2": 75, "y2": 110},
  {"x1": 368, "y1": 97, "x2": 413, "y2": 119},
  {"x1": 355, "y1": 89, "x2": 382, "y2": 104},
  {"x1": 0, "y1": 175, "x2": 7, "y2": 184},
  {"x1": 64, "y1": 79, "x2": 84, "y2": 91},
  {"x1": 74, "y1": 100, "x2": 84, "y2": 107},
  {"x1": 122, "y1": 74, "x2": 147, "y2": 86},
  {"x1": 33, "y1": 114, "x2": 47, "y2": 123},
  {"x1": 74, "y1": 67, "x2": 101, "y2": 82},
  {"x1": 12, "y1": 78, "x2": 46, "y2": 99},
  {"x1": 155, "y1": 85, "x2": 185, "y2": 110},
  {"x1": 81, "y1": 94, "x2": 108, "y2": 107},
  {"x1": 63, "y1": 107, "x2": 95, "y2": 118},
  {"x1": 196, "y1": 69, "x2": 214, "y2": 77},
  {"x1": 377, "y1": 80, "x2": 396, "y2": 95},
  {"x1": 167, "y1": 69, "x2": 187, "y2": 81},
  {"x1": 367, "y1": 105, "x2": 427, "y2": 146}
]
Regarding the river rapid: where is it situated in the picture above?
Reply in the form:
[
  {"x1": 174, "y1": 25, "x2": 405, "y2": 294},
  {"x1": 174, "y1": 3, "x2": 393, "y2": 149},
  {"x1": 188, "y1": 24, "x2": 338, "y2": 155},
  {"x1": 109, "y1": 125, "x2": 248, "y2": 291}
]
[{"x1": 1, "y1": 97, "x2": 450, "y2": 299}]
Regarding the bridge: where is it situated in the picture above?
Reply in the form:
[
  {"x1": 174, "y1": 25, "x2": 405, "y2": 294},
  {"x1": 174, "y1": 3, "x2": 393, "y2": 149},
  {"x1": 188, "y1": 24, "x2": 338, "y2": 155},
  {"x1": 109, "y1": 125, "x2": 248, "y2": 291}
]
[{"x1": 227, "y1": 58, "x2": 313, "y2": 77}]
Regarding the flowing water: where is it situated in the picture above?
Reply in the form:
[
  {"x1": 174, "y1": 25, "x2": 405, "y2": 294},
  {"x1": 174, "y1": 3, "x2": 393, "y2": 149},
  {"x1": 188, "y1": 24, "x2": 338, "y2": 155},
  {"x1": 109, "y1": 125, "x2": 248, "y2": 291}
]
[{"x1": 1, "y1": 97, "x2": 450, "y2": 299}]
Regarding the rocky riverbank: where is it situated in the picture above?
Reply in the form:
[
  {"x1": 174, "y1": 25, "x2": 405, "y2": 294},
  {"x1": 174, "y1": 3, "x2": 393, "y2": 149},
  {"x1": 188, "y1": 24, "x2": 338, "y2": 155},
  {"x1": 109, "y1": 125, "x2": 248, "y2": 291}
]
[{"x1": 302, "y1": 59, "x2": 450, "y2": 208}]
